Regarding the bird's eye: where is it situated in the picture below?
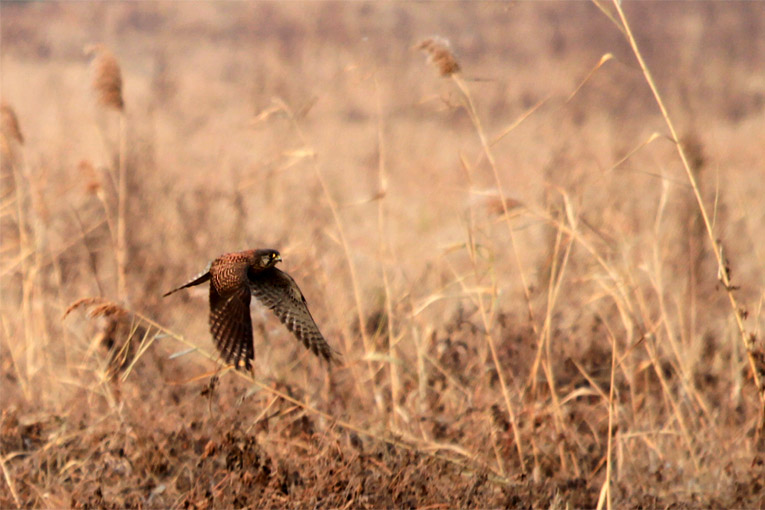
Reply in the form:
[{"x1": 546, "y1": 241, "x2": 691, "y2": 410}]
[{"x1": 270, "y1": 253, "x2": 277, "y2": 259}]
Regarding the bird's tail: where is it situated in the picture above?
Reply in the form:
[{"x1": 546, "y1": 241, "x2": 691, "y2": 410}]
[{"x1": 163, "y1": 271, "x2": 211, "y2": 297}]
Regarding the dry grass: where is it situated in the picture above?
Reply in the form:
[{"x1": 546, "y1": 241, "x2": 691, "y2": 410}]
[{"x1": 1, "y1": 2, "x2": 764, "y2": 508}]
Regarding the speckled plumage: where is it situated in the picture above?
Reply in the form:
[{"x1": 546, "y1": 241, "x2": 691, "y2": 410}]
[{"x1": 164, "y1": 249, "x2": 340, "y2": 371}]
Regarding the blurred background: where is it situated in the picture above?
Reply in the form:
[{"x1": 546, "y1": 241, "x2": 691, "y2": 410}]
[{"x1": 1, "y1": 2, "x2": 764, "y2": 507}]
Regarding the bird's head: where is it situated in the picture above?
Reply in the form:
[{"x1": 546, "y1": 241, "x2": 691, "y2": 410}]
[{"x1": 253, "y1": 249, "x2": 282, "y2": 269}]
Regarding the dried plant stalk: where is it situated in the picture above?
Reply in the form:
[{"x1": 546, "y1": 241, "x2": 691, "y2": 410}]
[
  {"x1": 417, "y1": 37, "x2": 461, "y2": 77},
  {"x1": 85, "y1": 44, "x2": 128, "y2": 301}
]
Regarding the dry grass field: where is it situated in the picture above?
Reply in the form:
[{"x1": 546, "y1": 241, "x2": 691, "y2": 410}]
[{"x1": 2, "y1": 2, "x2": 765, "y2": 508}]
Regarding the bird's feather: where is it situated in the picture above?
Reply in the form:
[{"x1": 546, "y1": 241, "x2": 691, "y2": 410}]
[
  {"x1": 209, "y1": 283, "x2": 254, "y2": 370},
  {"x1": 249, "y1": 267, "x2": 340, "y2": 364}
]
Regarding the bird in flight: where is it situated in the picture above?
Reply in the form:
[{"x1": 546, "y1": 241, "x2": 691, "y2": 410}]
[{"x1": 163, "y1": 249, "x2": 340, "y2": 371}]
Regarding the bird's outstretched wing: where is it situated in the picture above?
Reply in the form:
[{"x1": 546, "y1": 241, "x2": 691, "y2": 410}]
[
  {"x1": 248, "y1": 267, "x2": 340, "y2": 364},
  {"x1": 209, "y1": 284, "x2": 254, "y2": 370}
]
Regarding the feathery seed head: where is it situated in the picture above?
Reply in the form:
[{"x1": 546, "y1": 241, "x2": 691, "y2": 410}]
[
  {"x1": 85, "y1": 44, "x2": 125, "y2": 111},
  {"x1": 417, "y1": 36, "x2": 461, "y2": 77},
  {"x1": 63, "y1": 297, "x2": 128, "y2": 320}
]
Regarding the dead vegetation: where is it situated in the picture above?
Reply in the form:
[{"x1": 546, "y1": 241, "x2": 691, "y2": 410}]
[{"x1": 1, "y1": 2, "x2": 764, "y2": 508}]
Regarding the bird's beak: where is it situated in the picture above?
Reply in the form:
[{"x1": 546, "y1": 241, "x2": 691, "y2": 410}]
[{"x1": 276, "y1": 254, "x2": 282, "y2": 263}]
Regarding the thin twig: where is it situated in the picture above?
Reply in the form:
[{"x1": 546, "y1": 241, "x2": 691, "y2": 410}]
[
  {"x1": 373, "y1": 74, "x2": 400, "y2": 425},
  {"x1": 116, "y1": 112, "x2": 128, "y2": 302}
]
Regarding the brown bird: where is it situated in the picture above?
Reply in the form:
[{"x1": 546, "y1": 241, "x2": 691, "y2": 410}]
[{"x1": 163, "y1": 249, "x2": 340, "y2": 370}]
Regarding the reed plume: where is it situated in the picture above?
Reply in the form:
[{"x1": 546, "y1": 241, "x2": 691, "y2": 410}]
[
  {"x1": 85, "y1": 44, "x2": 124, "y2": 111},
  {"x1": 85, "y1": 44, "x2": 128, "y2": 302},
  {"x1": 417, "y1": 37, "x2": 461, "y2": 77}
]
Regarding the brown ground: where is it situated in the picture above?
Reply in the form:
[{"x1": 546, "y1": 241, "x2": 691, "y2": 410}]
[{"x1": 1, "y1": 2, "x2": 765, "y2": 508}]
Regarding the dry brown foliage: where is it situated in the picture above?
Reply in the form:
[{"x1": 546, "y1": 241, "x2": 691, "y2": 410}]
[{"x1": 2, "y1": 3, "x2": 764, "y2": 509}]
